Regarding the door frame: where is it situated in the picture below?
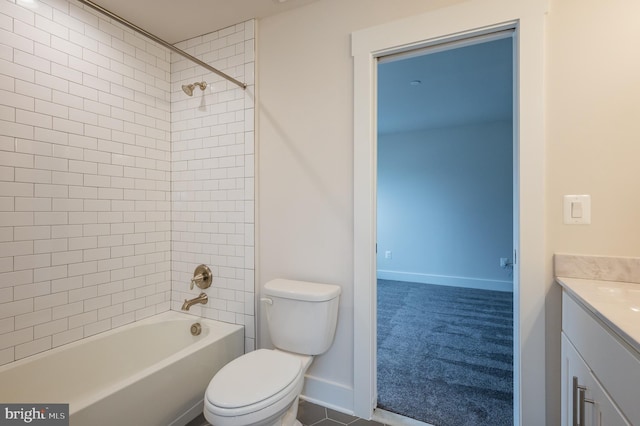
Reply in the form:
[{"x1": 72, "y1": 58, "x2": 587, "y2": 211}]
[{"x1": 351, "y1": 1, "x2": 547, "y2": 424}]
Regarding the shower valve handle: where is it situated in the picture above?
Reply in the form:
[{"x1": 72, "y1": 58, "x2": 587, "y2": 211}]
[
  {"x1": 190, "y1": 265, "x2": 212, "y2": 290},
  {"x1": 190, "y1": 274, "x2": 204, "y2": 290}
]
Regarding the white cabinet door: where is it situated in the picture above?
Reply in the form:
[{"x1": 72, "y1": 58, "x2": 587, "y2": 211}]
[
  {"x1": 562, "y1": 292, "x2": 640, "y2": 423},
  {"x1": 561, "y1": 333, "x2": 630, "y2": 426}
]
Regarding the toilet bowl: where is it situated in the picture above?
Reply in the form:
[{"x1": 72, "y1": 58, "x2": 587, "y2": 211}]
[
  {"x1": 204, "y1": 349, "x2": 312, "y2": 426},
  {"x1": 203, "y1": 279, "x2": 341, "y2": 426}
]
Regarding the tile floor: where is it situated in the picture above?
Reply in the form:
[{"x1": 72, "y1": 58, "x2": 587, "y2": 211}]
[{"x1": 186, "y1": 399, "x2": 386, "y2": 426}]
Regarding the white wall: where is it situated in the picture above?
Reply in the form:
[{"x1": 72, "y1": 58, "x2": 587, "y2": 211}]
[
  {"x1": 546, "y1": 0, "x2": 640, "y2": 255},
  {"x1": 0, "y1": 0, "x2": 171, "y2": 366},
  {"x1": 170, "y1": 21, "x2": 256, "y2": 352},
  {"x1": 377, "y1": 122, "x2": 513, "y2": 291},
  {"x1": 259, "y1": 0, "x2": 640, "y2": 422},
  {"x1": 545, "y1": 0, "x2": 640, "y2": 422},
  {"x1": 257, "y1": 0, "x2": 475, "y2": 410}
]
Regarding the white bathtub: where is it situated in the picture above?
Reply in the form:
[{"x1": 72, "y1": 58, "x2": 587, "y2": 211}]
[{"x1": 0, "y1": 311, "x2": 244, "y2": 426}]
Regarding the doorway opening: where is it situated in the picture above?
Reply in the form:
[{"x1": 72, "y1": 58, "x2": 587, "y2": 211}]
[
  {"x1": 353, "y1": 5, "x2": 548, "y2": 424},
  {"x1": 375, "y1": 33, "x2": 515, "y2": 426}
]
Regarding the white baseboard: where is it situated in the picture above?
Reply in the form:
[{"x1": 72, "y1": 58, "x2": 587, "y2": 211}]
[
  {"x1": 301, "y1": 375, "x2": 354, "y2": 416},
  {"x1": 169, "y1": 399, "x2": 203, "y2": 426},
  {"x1": 376, "y1": 270, "x2": 513, "y2": 292}
]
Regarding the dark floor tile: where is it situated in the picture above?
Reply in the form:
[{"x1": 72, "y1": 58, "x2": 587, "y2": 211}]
[
  {"x1": 185, "y1": 413, "x2": 209, "y2": 426},
  {"x1": 312, "y1": 420, "x2": 347, "y2": 426},
  {"x1": 349, "y1": 419, "x2": 386, "y2": 426},
  {"x1": 298, "y1": 400, "x2": 328, "y2": 425},
  {"x1": 327, "y1": 408, "x2": 360, "y2": 425},
  {"x1": 184, "y1": 399, "x2": 378, "y2": 426}
]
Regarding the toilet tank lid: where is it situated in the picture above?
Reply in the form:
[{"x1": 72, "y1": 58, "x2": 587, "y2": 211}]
[{"x1": 265, "y1": 279, "x2": 341, "y2": 302}]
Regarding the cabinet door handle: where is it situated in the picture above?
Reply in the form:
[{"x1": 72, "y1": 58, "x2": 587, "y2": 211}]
[
  {"x1": 573, "y1": 377, "x2": 578, "y2": 426},
  {"x1": 573, "y1": 376, "x2": 595, "y2": 426},
  {"x1": 573, "y1": 376, "x2": 582, "y2": 426}
]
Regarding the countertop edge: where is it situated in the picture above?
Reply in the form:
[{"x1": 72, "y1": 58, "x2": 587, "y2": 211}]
[{"x1": 556, "y1": 276, "x2": 640, "y2": 356}]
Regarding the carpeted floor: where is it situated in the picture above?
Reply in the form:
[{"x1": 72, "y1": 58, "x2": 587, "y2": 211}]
[{"x1": 377, "y1": 279, "x2": 513, "y2": 426}]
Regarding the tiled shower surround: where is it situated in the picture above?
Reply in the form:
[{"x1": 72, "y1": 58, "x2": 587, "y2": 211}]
[
  {"x1": 0, "y1": 0, "x2": 255, "y2": 366},
  {"x1": 170, "y1": 22, "x2": 255, "y2": 352}
]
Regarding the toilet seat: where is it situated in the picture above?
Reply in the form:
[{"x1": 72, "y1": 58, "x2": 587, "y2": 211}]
[{"x1": 205, "y1": 349, "x2": 304, "y2": 419}]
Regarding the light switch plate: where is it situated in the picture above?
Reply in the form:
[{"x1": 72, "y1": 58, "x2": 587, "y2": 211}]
[{"x1": 563, "y1": 195, "x2": 591, "y2": 224}]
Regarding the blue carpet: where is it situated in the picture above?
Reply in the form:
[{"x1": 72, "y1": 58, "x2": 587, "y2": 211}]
[{"x1": 377, "y1": 280, "x2": 513, "y2": 426}]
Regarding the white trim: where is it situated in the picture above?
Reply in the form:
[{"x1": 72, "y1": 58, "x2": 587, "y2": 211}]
[
  {"x1": 376, "y1": 270, "x2": 513, "y2": 293},
  {"x1": 301, "y1": 375, "x2": 354, "y2": 415},
  {"x1": 373, "y1": 408, "x2": 432, "y2": 426},
  {"x1": 378, "y1": 28, "x2": 514, "y2": 64},
  {"x1": 352, "y1": 1, "x2": 547, "y2": 424},
  {"x1": 168, "y1": 399, "x2": 203, "y2": 426}
]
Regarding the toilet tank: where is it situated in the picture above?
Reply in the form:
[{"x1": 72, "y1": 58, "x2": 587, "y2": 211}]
[{"x1": 263, "y1": 279, "x2": 341, "y2": 355}]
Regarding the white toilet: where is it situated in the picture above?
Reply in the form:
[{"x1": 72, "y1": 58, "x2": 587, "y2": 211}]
[{"x1": 203, "y1": 278, "x2": 341, "y2": 426}]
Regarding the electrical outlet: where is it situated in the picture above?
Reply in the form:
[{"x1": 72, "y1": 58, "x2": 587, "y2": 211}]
[
  {"x1": 385, "y1": 250, "x2": 392, "y2": 259},
  {"x1": 500, "y1": 258, "x2": 509, "y2": 268}
]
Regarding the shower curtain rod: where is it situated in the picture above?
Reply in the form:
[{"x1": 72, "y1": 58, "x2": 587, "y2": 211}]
[{"x1": 76, "y1": 0, "x2": 247, "y2": 90}]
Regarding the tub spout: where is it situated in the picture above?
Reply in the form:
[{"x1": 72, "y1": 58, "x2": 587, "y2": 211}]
[{"x1": 182, "y1": 292, "x2": 208, "y2": 311}]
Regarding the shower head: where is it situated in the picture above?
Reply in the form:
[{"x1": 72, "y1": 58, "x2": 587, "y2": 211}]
[
  {"x1": 181, "y1": 84, "x2": 194, "y2": 96},
  {"x1": 181, "y1": 81, "x2": 207, "y2": 96}
]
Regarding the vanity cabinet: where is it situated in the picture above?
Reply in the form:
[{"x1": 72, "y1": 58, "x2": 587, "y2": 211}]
[
  {"x1": 561, "y1": 292, "x2": 640, "y2": 426},
  {"x1": 561, "y1": 334, "x2": 628, "y2": 425}
]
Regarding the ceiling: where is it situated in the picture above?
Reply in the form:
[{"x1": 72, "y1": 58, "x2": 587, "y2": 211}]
[
  {"x1": 93, "y1": 0, "x2": 319, "y2": 44},
  {"x1": 378, "y1": 37, "x2": 514, "y2": 135}
]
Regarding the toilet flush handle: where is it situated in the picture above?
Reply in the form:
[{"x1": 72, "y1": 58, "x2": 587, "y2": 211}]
[{"x1": 260, "y1": 297, "x2": 273, "y2": 305}]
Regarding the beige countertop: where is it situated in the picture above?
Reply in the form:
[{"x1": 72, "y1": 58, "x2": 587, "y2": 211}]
[{"x1": 557, "y1": 276, "x2": 640, "y2": 355}]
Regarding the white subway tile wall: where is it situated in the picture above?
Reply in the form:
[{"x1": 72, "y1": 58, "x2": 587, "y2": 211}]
[
  {"x1": 0, "y1": 1, "x2": 256, "y2": 367},
  {"x1": 7, "y1": 3, "x2": 171, "y2": 360},
  {"x1": 171, "y1": 21, "x2": 256, "y2": 352}
]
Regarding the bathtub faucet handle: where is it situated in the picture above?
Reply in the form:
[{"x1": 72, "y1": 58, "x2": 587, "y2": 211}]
[{"x1": 190, "y1": 265, "x2": 212, "y2": 290}]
